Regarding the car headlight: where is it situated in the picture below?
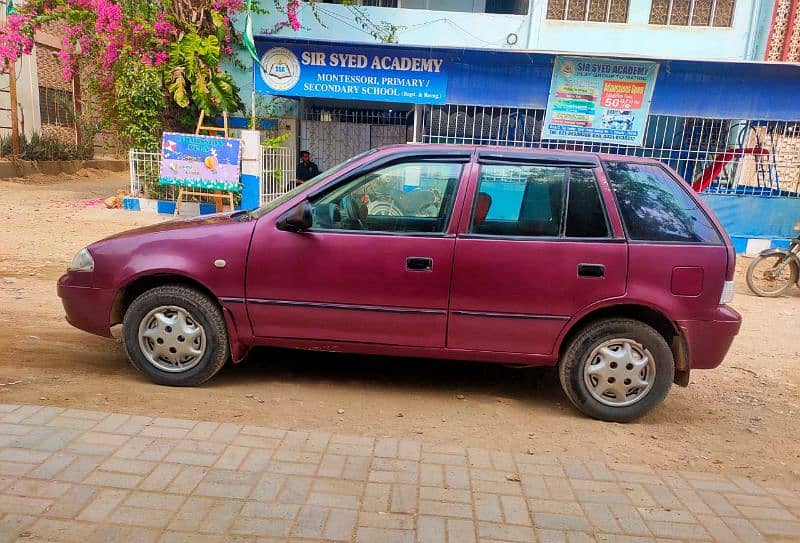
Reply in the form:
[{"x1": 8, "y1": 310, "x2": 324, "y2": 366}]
[{"x1": 69, "y1": 248, "x2": 94, "y2": 272}]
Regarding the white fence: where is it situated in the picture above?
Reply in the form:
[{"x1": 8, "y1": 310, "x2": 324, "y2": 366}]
[{"x1": 261, "y1": 147, "x2": 295, "y2": 205}]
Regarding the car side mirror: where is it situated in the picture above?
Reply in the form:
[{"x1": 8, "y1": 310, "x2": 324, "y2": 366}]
[{"x1": 277, "y1": 200, "x2": 313, "y2": 232}]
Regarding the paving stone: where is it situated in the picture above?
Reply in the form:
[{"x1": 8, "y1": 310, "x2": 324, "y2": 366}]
[
  {"x1": 90, "y1": 525, "x2": 161, "y2": 543},
  {"x1": 418, "y1": 499, "x2": 472, "y2": 518},
  {"x1": 78, "y1": 489, "x2": 129, "y2": 522},
  {"x1": 124, "y1": 490, "x2": 185, "y2": 510},
  {"x1": 140, "y1": 463, "x2": 182, "y2": 492},
  {"x1": 357, "y1": 526, "x2": 414, "y2": 543},
  {"x1": 359, "y1": 511, "x2": 415, "y2": 530},
  {"x1": 45, "y1": 484, "x2": 98, "y2": 519},
  {"x1": 83, "y1": 470, "x2": 142, "y2": 489},
  {"x1": 324, "y1": 508, "x2": 358, "y2": 540},
  {"x1": 646, "y1": 520, "x2": 710, "y2": 540},
  {"x1": 230, "y1": 516, "x2": 293, "y2": 537},
  {"x1": 533, "y1": 512, "x2": 592, "y2": 532},
  {"x1": 291, "y1": 505, "x2": 327, "y2": 538},
  {"x1": 276, "y1": 475, "x2": 312, "y2": 504},
  {"x1": 6, "y1": 478, "x2": 71, "y2": 499},
  {"x1": 477, "y1": 521, "x2": 536, "y2": 542},
  {"x1": 309, "y1": 491, "x2": 360, "y2": 509},
  {"x1": 391, "y1": 483, "x2": 418, "y2": 514},
  {"x1": 27, "y1": 453, "x2": 77, "y2": 480},
  {"x1": 0, "y1": 494, "x2": 52, "y2": 515},
  {"x1": 475, "y1": 492, "x2": 503, "y2": 522},
  {"x1": 27, "y1": 518, "x2": 97, "y2": 542},
  {"x1": 362, "y1": 482, "x2": 391, "y2": 512},
  {"x1": 2, "y1": 403, "x2": 799, "y2": 543},
  {"x1": 417, "y1": 515, "x2": 445, "y2": 543},
  {"x1": 170, "y1": 496, "x2": 243, "y2": 533}
]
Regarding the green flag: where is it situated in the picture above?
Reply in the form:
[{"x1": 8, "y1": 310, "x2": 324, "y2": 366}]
[
  {"x1": 242, "y1": 0, "x2": 263, "y2": 70},
  {"x1": 6, "y1": 0, "x2": 15, "y2": 15}
]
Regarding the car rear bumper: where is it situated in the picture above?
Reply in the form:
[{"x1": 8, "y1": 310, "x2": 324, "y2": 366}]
[
  {"x1": 678, "y1": 305, "x2": 742, "y2": 370},
  {"x1": 57, "y1": 274, "x2": 115, "y2": 338}
]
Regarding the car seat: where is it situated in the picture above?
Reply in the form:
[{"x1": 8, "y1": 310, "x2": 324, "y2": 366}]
[{"x1": 474, "y1": 192, "x2": 492, "y2": 229}]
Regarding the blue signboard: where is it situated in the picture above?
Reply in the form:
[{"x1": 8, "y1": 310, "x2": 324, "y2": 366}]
[
  {"x1": 542, "y1": 56, "x2": 659, "y2": 146},
  {"x1": 254, "y1": 42, "x2": 449, "y2": 104},
  {"x1": 159, "y1": 132, "x2": 242, "y2": 192},
  {"x1": 252, "y1": 37, "x2": 800, "y2": 122}
]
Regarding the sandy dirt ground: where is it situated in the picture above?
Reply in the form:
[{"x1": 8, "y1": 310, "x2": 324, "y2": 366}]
[{"x1": 0, "y1": 171, "x2": 798, "y2": 489}]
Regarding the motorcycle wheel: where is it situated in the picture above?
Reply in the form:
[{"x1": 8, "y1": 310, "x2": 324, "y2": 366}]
[{"x1": 746, "y1": 253, "x2": 799, "y2": 297}]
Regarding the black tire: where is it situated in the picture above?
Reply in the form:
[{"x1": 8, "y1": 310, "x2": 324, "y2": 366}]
[
  {"x1": 745, "y1": 254, "x2": 799, "y2": 297},
  {"x1": 122, "y1": 285, "x2": 229, "y2": 386},
  {"x1": 558, "y1": 318, "x2": 674, "y2": 422}
]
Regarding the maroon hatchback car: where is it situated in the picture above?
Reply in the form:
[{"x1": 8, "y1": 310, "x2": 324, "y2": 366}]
[{"x1": 58, "y1": 145, "x2": 741, "y2": 421}]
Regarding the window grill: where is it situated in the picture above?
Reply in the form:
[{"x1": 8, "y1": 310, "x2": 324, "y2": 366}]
[
  {"x1": 420, "y1": 105, "x2": 800, "y2": 197},
  {"x1": 649, "y1": 0, "x2": 736, "y2": 26},
  {"x1": 39, "y1": 86, "x2": 74, "y2": 127},
  {"x1": 547, "y1": 0, "x2": 629, "y2": 22}
]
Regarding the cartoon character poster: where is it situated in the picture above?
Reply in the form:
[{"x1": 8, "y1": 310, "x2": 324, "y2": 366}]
[
  {"x1": 159, "y1": 132, "x2": 242, "y2": 192},
  {"x1": 542, "y1": 56, "x2": 659, "y2": 146}
]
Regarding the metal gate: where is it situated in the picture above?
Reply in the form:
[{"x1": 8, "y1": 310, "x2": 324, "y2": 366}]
[
  {"x1": 261, "y1": 146, "x2": 295, "y2": 204},
  {"x1": 300, "y1": 106, "x2": 408, "y2": 171}
]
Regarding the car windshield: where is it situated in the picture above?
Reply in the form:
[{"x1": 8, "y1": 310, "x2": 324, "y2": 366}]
[{"x1": 249, "y1": 148, "x2": 379, "y2": 219}]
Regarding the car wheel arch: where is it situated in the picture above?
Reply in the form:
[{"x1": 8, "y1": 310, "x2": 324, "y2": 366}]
[
  {"x1": 556, "y1": 303, "x2": 689, "y2": 386},
  {"x1": 109, "y1": 272, "x2": 219, "y2": 327}
]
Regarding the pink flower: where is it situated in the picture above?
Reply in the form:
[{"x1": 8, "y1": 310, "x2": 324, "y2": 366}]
[
  {"x1": 0, "y1": 13, "x2": 35, "y2": 69},
  {"x1": 153, "y1": 12, "x2": 177, "y2": 39},
  {"x1": 95, "y1": 0, "x2": 122, "y2": 34},
  {"x1": 153, "y1": 51, "x2": 170, "y2": 66},
  {"x1": 101, "y1": 41, "x2": 120, "y2": 69},
  {"x1": 286, "y1": 0, "x2": 301, "y2": 31},
  {"x1": 58, "y1": 40, "x2": 76, "y2": 80}
]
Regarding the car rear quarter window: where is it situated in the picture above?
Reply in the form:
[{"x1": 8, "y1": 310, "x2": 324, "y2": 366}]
[{"x1": 604, "y1": 162, "x2": 721, "y2": 244}]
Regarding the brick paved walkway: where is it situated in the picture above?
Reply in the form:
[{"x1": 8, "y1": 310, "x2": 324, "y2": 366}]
[{"x1": 0, "y1": 404, "x2": 798, "y2": 543}]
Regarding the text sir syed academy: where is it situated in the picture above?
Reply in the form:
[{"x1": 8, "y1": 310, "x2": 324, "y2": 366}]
[{"x1": 301, "y1": 52, "x2": 444, "y2": 73}]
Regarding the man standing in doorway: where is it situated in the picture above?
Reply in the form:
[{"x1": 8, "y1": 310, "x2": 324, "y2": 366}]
[{"x1": 295, "y1": 150, "x2": 319, "y2": 186}]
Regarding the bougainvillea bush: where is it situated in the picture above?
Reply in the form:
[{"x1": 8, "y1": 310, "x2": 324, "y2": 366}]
[{"x1": 0, "y1": 0, "x2": 293, "y2": 150}]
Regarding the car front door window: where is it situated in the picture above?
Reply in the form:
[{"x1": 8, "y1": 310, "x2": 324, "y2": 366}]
[{"x1": 310, "y1": 162, "x2": 463, "y2": 234}]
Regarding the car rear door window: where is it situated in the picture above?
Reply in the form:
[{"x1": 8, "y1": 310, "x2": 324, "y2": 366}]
[
  {"x1": 471, "y1": 165, "x2": 566, "y2": 237},
  {"x1": 605, "y1": 162, "x2": 721, "y2": 244},
  {"x1": 310, "y1": 162, "x2": 463, "y2": 233}
]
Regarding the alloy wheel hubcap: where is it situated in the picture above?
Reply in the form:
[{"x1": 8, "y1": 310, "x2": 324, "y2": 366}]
[
  {"x1": 583, "y1": 338, "x2": 656, "y2": 407},
  {"x1": 138, "y1": 306, "x2": 206, "y2": 373}
]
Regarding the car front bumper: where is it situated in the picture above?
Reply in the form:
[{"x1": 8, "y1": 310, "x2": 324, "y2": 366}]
[
  {"x1": 678, "y1": 305, "x2": 742, "y2": 370},
  {"x1": 57, "y1": 273, "x2": 115, "y2": 338}
]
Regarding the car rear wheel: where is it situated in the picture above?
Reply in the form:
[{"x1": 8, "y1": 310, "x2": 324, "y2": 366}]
[
  {"x1": 122, "y1": 285, "x2": 229, "y2": 386},
  {"x1": 558, "y1": 318, "x2": 673, "y2": 422}
]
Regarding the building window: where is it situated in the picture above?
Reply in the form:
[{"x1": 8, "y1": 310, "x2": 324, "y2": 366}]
[
  {"x1": 39, "y1": 86, "x2": 74, "y2": 127},
  {"x1": 546, "y1": 0, "x2": 629, "y2": 22},
  {"x1": 649, "y1": 0, "x2": 735, "y2": 26}
]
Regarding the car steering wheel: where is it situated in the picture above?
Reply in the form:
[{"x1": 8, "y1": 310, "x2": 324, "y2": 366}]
[{"x1": 342, "y1": 196, "x2": 367, "y2": 230}]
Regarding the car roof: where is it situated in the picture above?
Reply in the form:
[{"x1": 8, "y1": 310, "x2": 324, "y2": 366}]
[{"x1": 375, "y1": 143, "x2": 662, "y2": 166}]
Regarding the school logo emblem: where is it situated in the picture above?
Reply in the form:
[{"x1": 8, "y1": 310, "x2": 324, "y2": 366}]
[
  {"x1": 559, "y1": 60, "x2": 576, "y2": 79},
  {"x1": 260, "y1": 47, "x2": 301, "y2": 91}
]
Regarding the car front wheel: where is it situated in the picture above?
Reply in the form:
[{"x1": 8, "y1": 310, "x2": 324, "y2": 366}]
[
  {"x1": 122, "y1": 285, "x2": 229, "y2": 386},
  {"x1": 558, "y1": 318, "x2": 674, "y2": 422}
]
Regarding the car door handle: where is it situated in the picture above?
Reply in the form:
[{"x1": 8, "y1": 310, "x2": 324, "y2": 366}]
[
  {"x1": 578, "y1": 264, "x2": 605, "y2": 278},
  {"x1": 406, "y1": 257, "x2": 433, "y2": 271}
]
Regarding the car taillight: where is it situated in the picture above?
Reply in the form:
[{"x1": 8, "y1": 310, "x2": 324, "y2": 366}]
[{"x1": 719, "y1": 281, "x2": 735, "y2": 305}]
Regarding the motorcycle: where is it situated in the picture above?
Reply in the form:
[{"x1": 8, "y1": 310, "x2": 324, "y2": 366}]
[{"x1": 746, "y1": 221, "x2": 800, "y2": 297}]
